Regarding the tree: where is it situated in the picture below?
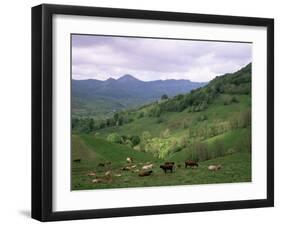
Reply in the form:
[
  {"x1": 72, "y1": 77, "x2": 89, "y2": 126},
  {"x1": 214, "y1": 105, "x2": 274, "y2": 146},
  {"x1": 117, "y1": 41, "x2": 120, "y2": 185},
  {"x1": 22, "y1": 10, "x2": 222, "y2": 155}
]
[
  {"x1": 113, "y1": 113, "x2": 119, "y2": 123},
  {"x1": 192, "y1": 141, "x2": 209, "y2": 161},
  {"x1": 117, "y1": 116, "x2": 124, "y2": 126},
  {"x1": 161, "y1": 94, "x2": 168, "y2": 100},
  {"x1": 88, "y1": 118, "x2": 94, "y2": 131},
  {"x1": 131, "y1": 135, "x2": 141, "y2": 146},
  {"x1": 72, "y1": 118, "x2": 79, "y2": 129}
]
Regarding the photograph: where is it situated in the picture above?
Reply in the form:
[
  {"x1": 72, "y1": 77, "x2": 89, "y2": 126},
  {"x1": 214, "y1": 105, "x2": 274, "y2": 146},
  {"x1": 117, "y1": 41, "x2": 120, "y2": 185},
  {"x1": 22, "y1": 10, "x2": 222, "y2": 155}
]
[{"x1": 71, "y1": 34, "x2": 252, "y2": 190}]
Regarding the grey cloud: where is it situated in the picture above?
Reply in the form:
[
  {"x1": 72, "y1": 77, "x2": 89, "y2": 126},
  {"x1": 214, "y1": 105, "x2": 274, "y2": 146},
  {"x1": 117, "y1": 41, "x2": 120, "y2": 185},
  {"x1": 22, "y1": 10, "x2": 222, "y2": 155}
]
[{"x1": 72, "y1": 34, "x2": 252, "y2": 82}]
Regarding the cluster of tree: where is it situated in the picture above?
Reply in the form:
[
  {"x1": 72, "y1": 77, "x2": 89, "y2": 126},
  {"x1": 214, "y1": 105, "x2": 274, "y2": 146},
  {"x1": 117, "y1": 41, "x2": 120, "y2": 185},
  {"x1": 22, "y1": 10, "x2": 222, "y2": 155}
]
[
  {"x1": 72, "y1": 111, "x2": 135, "y2": 133},
  {"x1": 106, "y1": 133, "x2": 141, "y2": 148},
  {"x1": 135, "y1": 130, "x2": 187, "y2": 159},
  {"x1": 208, "y1": 63, "x2": 251, "y2": 95},
  {"x1": 71, "y1": 118, "x2": 95, "y2": 133},
  {"x1": 179, "y1": 109, "x2": 251, "y2": 141},
  {"x1": 153, "y1": 88, "x2": 214, "y2": 116},
  {"x1": 137, "y1": 135, "x2": 183, "y2": 159}
]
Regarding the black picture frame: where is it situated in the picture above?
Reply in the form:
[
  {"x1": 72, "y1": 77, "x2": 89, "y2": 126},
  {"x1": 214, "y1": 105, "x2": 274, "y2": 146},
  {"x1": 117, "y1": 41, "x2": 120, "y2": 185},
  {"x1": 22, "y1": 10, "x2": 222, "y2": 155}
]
[{"x1": 32, "y1": 4, "x2": 274, "y2": 222}]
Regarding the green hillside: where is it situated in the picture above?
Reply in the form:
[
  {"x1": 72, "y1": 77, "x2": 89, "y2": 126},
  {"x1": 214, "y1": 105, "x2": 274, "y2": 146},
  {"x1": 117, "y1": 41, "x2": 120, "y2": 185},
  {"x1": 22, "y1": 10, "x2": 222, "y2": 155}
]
[
  {"x1": 72, "y1": 75, "x2": 206, "y2": 118},
  {"x1": 72, "y1": 63, "x2": 252, "y2": 190}
]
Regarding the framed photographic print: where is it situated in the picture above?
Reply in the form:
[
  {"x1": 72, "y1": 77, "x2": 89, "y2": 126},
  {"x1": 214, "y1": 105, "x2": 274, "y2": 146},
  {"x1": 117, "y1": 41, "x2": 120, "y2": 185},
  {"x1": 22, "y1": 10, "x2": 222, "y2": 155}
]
[{"x1": 32, "y1": 4, "x2": 274, "y2": 221}]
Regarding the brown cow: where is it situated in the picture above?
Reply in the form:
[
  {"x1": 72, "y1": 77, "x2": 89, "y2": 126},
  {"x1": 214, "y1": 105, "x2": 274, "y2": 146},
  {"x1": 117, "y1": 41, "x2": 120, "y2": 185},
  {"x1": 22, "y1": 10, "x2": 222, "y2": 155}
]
[
  {"x1": 160, "y1": 164, "x2": 174, "y2": 173},
  {"x1": 138, "y1": 170, "x2": 153, "y2": 177},
  {"x1": 185, "y1": 160, "x2": 198, "y2": 169}
]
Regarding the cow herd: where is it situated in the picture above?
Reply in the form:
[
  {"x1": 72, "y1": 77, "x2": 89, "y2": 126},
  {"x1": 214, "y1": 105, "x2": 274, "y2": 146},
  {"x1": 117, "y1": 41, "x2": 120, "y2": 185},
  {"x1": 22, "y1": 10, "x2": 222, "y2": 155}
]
[{"x1": 80, "y1": 156, "x2": 223, "y2": 184}]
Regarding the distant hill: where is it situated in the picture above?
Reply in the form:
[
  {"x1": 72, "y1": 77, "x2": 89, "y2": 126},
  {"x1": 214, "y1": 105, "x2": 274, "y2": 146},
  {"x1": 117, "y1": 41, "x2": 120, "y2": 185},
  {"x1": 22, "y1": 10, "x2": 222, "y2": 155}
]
[{"x1": 72, "y1": 75, "x2": 207, "y2": 118}]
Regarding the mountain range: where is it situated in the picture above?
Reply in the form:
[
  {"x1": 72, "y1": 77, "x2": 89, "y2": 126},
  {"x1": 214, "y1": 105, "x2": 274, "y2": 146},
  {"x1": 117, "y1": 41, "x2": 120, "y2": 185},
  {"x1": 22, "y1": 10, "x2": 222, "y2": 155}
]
[{"x1": 72, "y1": 75, "x2": 207, "y2": 118}]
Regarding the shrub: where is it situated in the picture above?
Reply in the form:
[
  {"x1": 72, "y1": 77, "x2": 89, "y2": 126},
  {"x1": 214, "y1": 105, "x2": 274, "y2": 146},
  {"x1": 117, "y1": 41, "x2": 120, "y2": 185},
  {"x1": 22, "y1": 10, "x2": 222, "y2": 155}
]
[
  {"x1": 142, "y1": 131, "x2": 152, "y2": 143},
  {"x1": 137, "y1": 112, "x2": 144, "y2": 118},
  {"x1": 191, "y1": 141, "x2": 210, "y2": 161},
  {"x1": 161, "y1": 94, "x2": 168, "y2": 100},
  {"x1": 222, "y1": 95, "x2": 232, "y2": 105},
  {"x1": 131, "y1": 135, "x2": 141, "y2": 146},
  {"x1": 106, "y1": 133, "x2": 122, "y2": 144},
  {"x1": 156, "y1": 117, "x2": 164, "y2": 124},
  {"x1": 231, "y1": 96, "x2": 239, "y2": 103}
]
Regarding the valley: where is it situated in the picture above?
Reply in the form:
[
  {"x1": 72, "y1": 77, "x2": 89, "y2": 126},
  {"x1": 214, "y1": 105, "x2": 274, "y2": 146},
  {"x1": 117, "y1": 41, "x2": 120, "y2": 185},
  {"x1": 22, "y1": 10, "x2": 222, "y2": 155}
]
[{"x1": 71, "y1": 63, "x2": 252, "y2": 190}]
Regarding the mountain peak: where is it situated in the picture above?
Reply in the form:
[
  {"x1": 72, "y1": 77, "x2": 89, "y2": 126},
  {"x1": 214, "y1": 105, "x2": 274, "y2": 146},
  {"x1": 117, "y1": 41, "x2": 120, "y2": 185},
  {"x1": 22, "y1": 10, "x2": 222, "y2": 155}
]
[
  {"x1": 117, "y1": 74, "x2": 139, "y2": 82},
  {"x1": 106, "y1": 77, "x2": 116, "y2": 82}
]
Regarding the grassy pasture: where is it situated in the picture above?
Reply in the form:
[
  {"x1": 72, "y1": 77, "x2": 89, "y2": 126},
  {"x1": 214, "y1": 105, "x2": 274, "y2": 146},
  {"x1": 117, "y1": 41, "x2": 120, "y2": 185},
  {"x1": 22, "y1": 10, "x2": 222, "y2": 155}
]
[{"x1": 71, "y1": 135, "x2": 251, "y2": 190}]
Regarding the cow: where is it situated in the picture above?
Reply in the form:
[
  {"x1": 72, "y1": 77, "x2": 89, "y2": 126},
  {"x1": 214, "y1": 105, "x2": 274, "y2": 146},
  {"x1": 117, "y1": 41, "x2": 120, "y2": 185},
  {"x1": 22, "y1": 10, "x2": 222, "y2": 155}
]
[
  {"x1": 73, "y1": 158, "x2": 81, "y2": 163},
  {"x1": 142, "y1": 164, "x2": 153, "y2": 170},
  {"x1": 208, "y1": 164, "x2": 222, "y2": 171},
  {"x1": 126, "y1": 157, "x2": 133, "y2": 164},
  {"x1": 92, "y1": 178, "x2": 103, "y2": 183},
  {"x1": 138, "y1": 170, "x2": 153, "y2": 177},
  {"x1": 160, "y1": 164, "x2": 174, "y2": 173},
  {"x1": 185, "y1": 160, "x2": 198, "y2": 169},
  {"x1": 105, "y1": 171, "x2": 111, "y2": 177},
  {"x1": 87, "y1": 172, "x2": 96, "y2": 176}
]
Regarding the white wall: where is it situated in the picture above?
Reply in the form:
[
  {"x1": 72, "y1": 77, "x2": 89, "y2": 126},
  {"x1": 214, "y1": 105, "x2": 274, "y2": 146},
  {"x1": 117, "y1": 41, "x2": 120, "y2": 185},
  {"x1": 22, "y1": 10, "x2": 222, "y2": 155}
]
[{"x1": 0, "y1": 0, "x2": 279, "y2": 225}]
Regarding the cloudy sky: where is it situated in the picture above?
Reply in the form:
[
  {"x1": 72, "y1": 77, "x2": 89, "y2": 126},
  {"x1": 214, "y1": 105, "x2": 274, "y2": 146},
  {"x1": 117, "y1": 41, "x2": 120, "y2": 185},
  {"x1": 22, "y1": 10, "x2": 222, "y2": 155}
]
[{"x1": 72, "y1": 35, "x2": 252, "y2": 82}]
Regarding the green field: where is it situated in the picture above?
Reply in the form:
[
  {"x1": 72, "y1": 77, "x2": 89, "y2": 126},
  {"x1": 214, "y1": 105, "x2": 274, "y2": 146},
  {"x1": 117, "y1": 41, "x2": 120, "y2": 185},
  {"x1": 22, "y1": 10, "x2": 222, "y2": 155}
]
[{"x1": 72, "y1": 134, "x2": 251, "y2": 190}]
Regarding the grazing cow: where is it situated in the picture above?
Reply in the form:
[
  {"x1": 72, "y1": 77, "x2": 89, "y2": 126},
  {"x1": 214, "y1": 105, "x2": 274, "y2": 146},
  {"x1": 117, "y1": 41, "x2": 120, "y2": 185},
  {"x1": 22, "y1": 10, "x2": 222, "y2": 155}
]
[
  {"x1": 126, "y1": 157, "x2": 133, "y2": 163},
  {"x1": 185, "y1": 160, "x2": 198, "y2": 169},
  {"x1": 177, "y1": 164, "x2": 181, "y2": 168},
  {"x1": 97, "y1": 163, "x2": 105, "y2": 167},
  {"x1": 105, "y1": 171, "x2": 111, "y2": 177},
  {"x1": 114, "y1": 174, "x2": 122, "y2": 177},
  {"x1": 73, "y1": 158, "x2": 81, "y2": 163},
  {"x1": 142, "y1": 164, "x2": 153, "y2": 170},
  {"x1": 138, "y1": 170, "x2": 153, "y2": 177},
  {"x1": 92, "y1": 178, "x2": 102, "y2": 183},
  {"x1": 160, "y1": 164, "x2": 174, "y2": 173},
  {"x1": 87, "y1": 172, "x2": 96, "y2": 176},
  {"x1": 208, "y1": 164, "x2": 222, "y2": 171}
]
